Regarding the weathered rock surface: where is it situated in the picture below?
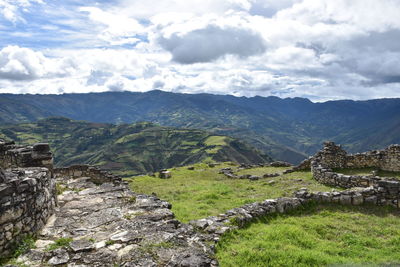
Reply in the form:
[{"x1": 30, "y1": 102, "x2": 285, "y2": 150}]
[{"x1": 15, "y1": 175, "x2": 216, "y2": 267}]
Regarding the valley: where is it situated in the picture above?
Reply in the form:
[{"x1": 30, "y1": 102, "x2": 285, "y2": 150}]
[
  {"x1": 1, "y1": 91, "x2": 400, "y2": 163},
  {"x1": 0, "y1": 117, "x2": 270, "y2": 176}
]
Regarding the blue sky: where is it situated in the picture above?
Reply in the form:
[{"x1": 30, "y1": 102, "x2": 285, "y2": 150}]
[{"x1": 1, "y1": 0, "x2": 400, "y2": 101}]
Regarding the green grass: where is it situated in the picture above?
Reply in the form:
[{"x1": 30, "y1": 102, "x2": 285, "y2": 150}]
[
  {"x1": 204, "y1": 136, "x2": 229, "y2": 146},
  {"x1": 129, "y1": 163, "x2": 336, "y2": 222},
  {"x1": 0, "y1": 235, "x2": 36, "y2": 266},
  {"x1": 216, "y1": 203, "x2": 400, "y2": 267},
  {"x1": 236, "y1": 166, "x2": 287, "y2": 176},
  {"x1": 335, "y1": 168, "x2": 400, "y2": 179},
  {"x1": 45, "y1": 237, "x2": 73, "y2": 251}
]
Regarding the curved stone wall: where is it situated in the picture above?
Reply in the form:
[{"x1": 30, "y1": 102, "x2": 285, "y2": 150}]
[{"x1": 309, "y1": 142, "x2": 400, "y2": 207}]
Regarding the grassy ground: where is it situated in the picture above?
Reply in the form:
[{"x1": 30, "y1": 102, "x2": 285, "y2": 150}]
[
  {"x1": 216, "y1": 203, "x2": 400, "y2": 267},
  {"x1": 236, "y1": 166, "x2": 287, "y2": 176},
  {"x1": 334, "y1": 168, "x2": 400, "y2": 179},
  {"x1": 129, "y1": 163, "x2": 335, "y2": 222}
]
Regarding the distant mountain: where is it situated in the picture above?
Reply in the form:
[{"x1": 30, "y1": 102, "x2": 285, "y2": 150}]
[
  {"x1": 0, "y1": 91, "x2": 399, "y2": 163},
  {"x1": 0, "y1": 117, "x2": 271, "y2": 176}
]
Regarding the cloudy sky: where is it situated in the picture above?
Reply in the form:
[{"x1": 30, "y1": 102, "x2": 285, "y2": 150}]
[{"x1": 0, "y1": 0, "x2": 400, "y2": 101}]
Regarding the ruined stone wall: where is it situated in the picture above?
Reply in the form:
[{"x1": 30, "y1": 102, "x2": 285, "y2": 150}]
[
  {"x1": 0, "y1": 140, "x2": 56, "y2": 259},
  {"x1": 295, "y1": 186, "x2": 400, "y2": 208},
  {"x1": 190, "y1": 183, "x2": 400, "y2": 243},
  {"x1": 54, "y1": 165, "x2": 122, "y2": 184},
  {"x1": 345, "y1": 144, "x2": 400, "y2": 171},
  {"x1": 0, "y1": 168, "x2": 56, "y2": 258},
  {"x1": 309, "y1": 142, "x2": 400, "y2": 207},
  {"x1": 313, "y1": 141, "x2": 400, "y2": 171},
  {"x1": 0, "y1": 141, "x2": 53, "y2": 170}
]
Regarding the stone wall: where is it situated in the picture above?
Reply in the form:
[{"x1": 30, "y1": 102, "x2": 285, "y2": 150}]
[
  {"x1": 0, "y1": 167, "x2": 56, "y2": 258},
  {"x1": 190, "y1": 184, "x2": 400, "y2": 243},
  {"x1": 54, "y1": 165, "x2": 122, "y2": 184},
  {"x1": 309, "y1": 142, "x2": 400, "y2": 207},
  {"x1": 0, "y1": 140, "x2": 53, "y2": 171},
  {"x1": 313, "y1": 141, "x2": 400, "y2": 171},
  {"x1": 0, "y1": 140, "x2": 56, "y2": 259},
  {"x1": 346, "y1": 145, "x2": 400, "y2": 171}
]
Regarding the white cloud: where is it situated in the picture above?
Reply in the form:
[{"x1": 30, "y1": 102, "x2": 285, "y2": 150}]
[
  {"x1": 115, "y1": 0, "x2": 252, "y2": 18},
  {"x1": 0, "y1": 45, "x2": 72, "y2": 80},
  {"x1": 1, "y1": 0, "x2": 400, "y2": 101},
  {"x1": 0, "y1": 0, "x2": 42, "y2": 23},
  {"x1": 79, "y1": 7, "x2": 145, "y2": 45}
]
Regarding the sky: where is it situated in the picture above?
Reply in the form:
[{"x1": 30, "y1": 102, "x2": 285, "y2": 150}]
[{"x1": 0, "y1": 0, "x2": 400, "y2": 101}]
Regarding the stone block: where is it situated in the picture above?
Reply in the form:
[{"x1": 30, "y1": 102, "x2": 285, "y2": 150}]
[
  {"x1": 159, "y1": 170, "x2": 171, "y2": 179},
  {"x1": 340, "y1": 195, "x2": 352, "y2": 205},
  {"x1": 352, "y1": 194, "x2": 364, "y2": 205}
]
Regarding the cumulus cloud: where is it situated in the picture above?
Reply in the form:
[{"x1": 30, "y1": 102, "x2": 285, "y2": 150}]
[
  {"x1": 1, "y1": 0, "x2": 400, "y2": 101},
  {"x1": 79, "y1": 7, "x2": 144, "y2": 45},
  {"x1": 158, "y1": 25, "x2": 267, "y2": 64},
  {"x1": 0, "y1": 45, "x2": 55, "y2": 80}
]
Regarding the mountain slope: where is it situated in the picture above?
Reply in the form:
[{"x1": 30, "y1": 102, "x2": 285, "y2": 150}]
[
  {"x1": 0, "y1": 117, "x2": 271, "y2": 176},
  {"x1": 0, "y1": 91, "x2": 399, "y2": 163}
]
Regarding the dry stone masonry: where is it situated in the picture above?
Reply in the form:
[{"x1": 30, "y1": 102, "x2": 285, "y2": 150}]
[
  {"x1": 54, "y1": 165, "x2": 122, "y2": 185},
  {"x1": 0, "y1": 140, "x2": 53, "y2": 170},
  {"x1": 0, "y1": 140, "x2": 56, "y2": 259},
  {"x1": 310, "y1": 142, "x2": 400, "y2": 207}
]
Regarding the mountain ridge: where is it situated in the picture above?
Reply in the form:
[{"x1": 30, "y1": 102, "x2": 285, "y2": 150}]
[
  {"x1": 0, "y1": 117, "x2": 271, "y2": 176},
  {"x1": 1, "y1": 90, "x2": 399, "y2": 163}
]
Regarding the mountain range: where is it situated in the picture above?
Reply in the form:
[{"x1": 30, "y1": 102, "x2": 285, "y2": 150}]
[
  {"x1": 0, "y1": 117, "x2": 271, "y2": 176},
  {"x1": 1, "y1": 90, "x2": 399, "y2": 163}
]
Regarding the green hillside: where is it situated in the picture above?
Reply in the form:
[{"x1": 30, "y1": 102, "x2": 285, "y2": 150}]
[
  {"x1": 0, "y1": 117, "x2": 271, "y2": 176},
  {"x1": 1, "y1": 91, "x2": 400, "y2": 163}
]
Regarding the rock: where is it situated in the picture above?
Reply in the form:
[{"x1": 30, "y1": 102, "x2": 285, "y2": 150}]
[
  {"x1": 187, "y1": 166, "x2": 195, "y2": 170},
  {"x1": 218, "y1": 168, "x2": 232, "y2": 173},
  {"x1": 263, "y1": 173, "x2": 279, "y2": 178},
  {"x1": 48, "y1": 248, "x2": 69, "y2": 265},
  {"x1": 70, "y1": 240, "x2": 94, "y2": 252},
  {"x1": 190, "y1": 219, "x2": 209, "y2": 229},
  {"x1": 158, "y1": 170, "x2": 171, "y2": 179},
  {"x1": 249, "y1": 175, "x2": 260, "y2": 181},
  {"x1": 0, "y1": 168, "x2": 6, "y2": 183},
  {"x1": 269, "y1": 161, "x2": 292, "y2": 167},
  {"x1": 35, "y1": 239, "x2": 54, "y2": 249}
]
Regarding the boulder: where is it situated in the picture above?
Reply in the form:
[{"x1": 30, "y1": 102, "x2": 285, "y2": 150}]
[
  {"x1": 249, "y1": 175, "x2": 260, "y2": 181},
  {"x1": 158, "y1": 170, "x2": 171, "y2": 179}
]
